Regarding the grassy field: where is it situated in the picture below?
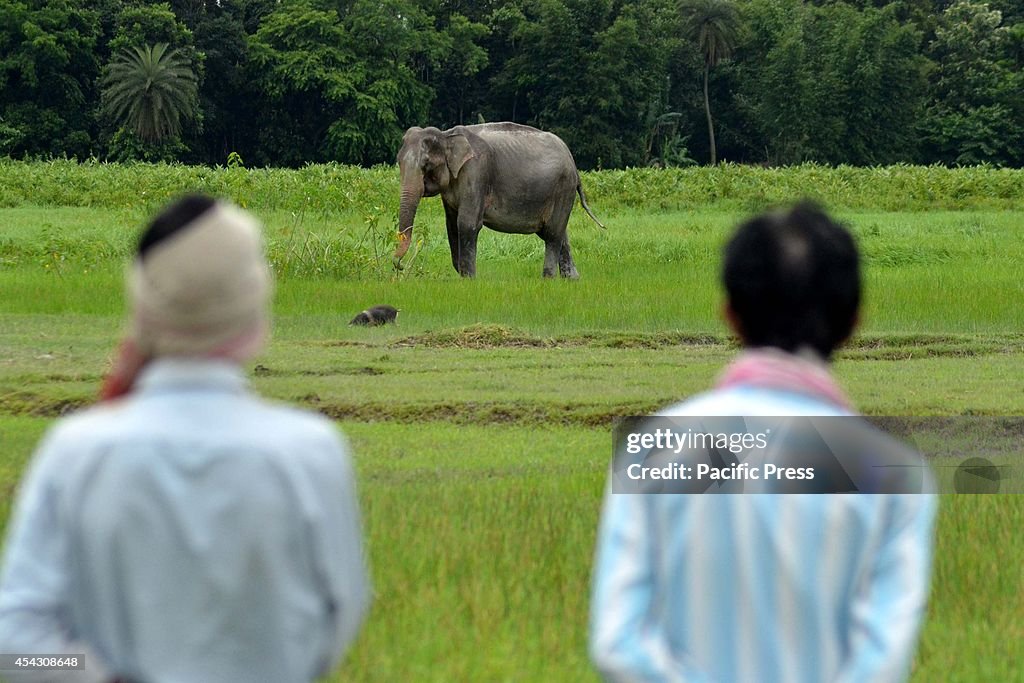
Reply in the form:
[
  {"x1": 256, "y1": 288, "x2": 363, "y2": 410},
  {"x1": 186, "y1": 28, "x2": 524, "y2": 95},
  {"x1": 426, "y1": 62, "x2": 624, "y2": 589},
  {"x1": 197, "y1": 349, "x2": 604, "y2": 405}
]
[{"x1": 1, "y1": 162, "x2": 1023, "y2": 681}]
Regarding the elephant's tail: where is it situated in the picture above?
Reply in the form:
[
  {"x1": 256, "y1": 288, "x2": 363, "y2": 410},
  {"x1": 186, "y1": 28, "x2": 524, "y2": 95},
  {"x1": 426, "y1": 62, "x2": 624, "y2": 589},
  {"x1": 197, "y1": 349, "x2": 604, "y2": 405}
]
[{"x1": 576, "y1": 183, "x2": 606, "y2": 230}]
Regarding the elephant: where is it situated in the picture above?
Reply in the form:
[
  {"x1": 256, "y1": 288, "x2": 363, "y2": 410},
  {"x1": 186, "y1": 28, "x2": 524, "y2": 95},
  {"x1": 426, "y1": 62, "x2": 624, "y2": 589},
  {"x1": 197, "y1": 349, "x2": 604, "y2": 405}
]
[{"x1": 393, "y1": 122, "x2": 604, "y2": 278}]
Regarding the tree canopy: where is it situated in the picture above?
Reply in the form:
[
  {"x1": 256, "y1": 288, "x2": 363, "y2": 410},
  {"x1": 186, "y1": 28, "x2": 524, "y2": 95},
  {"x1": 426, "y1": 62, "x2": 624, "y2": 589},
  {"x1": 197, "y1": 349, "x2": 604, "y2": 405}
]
[
  {"x1": 1, "y1": 0, "x2": 1021, "y2": 168},
  {"x1": 102, "y1": 43, "x2": 198, "y2": 143}
]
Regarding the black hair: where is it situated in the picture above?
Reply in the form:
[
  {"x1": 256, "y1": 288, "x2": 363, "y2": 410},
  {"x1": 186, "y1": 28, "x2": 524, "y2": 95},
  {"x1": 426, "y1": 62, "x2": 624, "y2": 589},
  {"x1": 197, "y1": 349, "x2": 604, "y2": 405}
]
[
  {"x1": 137, "y1": 194, "x2": 216, "y2": 259},
  {"x1": 722, "y1": 201, "x2": 861, "y2": 359}
]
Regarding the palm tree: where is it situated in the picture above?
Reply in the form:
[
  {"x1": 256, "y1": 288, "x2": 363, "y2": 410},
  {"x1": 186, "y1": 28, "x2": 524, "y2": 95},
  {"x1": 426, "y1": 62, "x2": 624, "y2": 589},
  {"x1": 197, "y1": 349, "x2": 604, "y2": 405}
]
[
  {"x1": 101, "y1": 43, "x2": 198, "y2": 143},
  {"x1": 681, "y1": 0, "x2": 741, "y2": 165}
]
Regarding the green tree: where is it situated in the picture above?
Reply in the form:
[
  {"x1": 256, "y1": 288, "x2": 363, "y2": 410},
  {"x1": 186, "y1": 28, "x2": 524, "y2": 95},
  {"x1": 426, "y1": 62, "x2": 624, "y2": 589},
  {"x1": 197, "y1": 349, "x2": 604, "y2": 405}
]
[
  {"x1": 97, "y1": 2, "x2": 202, "y2": 160},
  {"x1": 493, "y1": 0, "x2": 590, "y2": 131},
  {"x1": 808, "y1": 3, "x2": 926, "y2": 164},
  {"x1": 246, "y1": 1, "x2": 346, "y2": 165},
  {"x1": 101, "y1": 43, "x2": 198, "y2": 144},
  {"x1": 427, "y1": 12, "x2": 491, "y2": 126},
  {"x1": 920, "y1": 0, "x2": 1024, "y2": 165},
  {"x1": 190, "y1": 7, "x2": 252, "y2": 163},
  {"x1": 108, "y1": 2, "x2": 195, "y2": 55},
  {"x1": 583, "y1": 2, "x2": 677, "y2": 167},
  {"x1": 248, "y1": 0, "x2": 451, "y2": 166},
  {"x1": 681, "y1": 0, "x2": 741, "y2": 165},
  {"x1": 492, "y1": 0, "x2": 675, "y2": 168},
  {"x1": 0, "y1": 0, "x2": 101, "y2": 158},
  {"x1": 746, "y1": 13, "x2": 812, "y2": 163},
  {"x1": 730, "y1": 0, "x2": 926, "y2": 165},
  {"x1": 167, "y1": 0, "x2": 208, "y2": 29}
]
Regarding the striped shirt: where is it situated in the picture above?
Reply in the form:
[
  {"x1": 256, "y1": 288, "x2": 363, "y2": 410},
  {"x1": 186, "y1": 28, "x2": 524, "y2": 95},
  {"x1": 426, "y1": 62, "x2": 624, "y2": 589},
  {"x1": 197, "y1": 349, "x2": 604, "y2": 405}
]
[{"x1": 590, "y1": 385, "x2": 937, "y2": 683}]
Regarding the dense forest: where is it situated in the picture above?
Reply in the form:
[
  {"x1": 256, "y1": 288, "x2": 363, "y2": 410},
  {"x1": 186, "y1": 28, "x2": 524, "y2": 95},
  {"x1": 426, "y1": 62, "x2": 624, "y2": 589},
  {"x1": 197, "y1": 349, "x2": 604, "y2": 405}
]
[{"x1": 1, "y1": 0, "x2": 1022, "y2": 169}]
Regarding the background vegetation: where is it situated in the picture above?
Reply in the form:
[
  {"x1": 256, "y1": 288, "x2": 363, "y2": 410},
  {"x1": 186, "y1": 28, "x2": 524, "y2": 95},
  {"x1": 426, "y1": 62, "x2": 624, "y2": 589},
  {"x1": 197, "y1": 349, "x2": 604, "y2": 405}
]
[
  {"x1": 2, "y1": 0, "x2": 1021, "y2": 675},
  {"x1": 2, "y1": 0, "x2": 1022, "y2": 169},
  {"x1": 1, "y1": 163, "x2": 1023, "y2": 680},
  {"x1": 4, "y1": 159, "x2": 1024, "y2": 214}
]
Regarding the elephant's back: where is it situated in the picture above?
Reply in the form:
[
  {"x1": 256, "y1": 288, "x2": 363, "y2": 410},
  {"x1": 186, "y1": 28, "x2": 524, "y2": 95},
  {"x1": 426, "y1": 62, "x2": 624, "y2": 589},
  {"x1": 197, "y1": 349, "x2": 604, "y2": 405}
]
[
  {"x1": 469, "y1": 123, "x2": 577, "y2": 179},
  {"x1": 468, "y1": 122, "x2": 555, "y2": 138}
]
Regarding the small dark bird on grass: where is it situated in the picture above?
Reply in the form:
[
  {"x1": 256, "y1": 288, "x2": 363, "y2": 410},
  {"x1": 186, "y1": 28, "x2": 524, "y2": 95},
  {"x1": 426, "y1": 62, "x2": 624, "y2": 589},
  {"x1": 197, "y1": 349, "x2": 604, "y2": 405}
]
[{"x1": 349, "y1": 305, "x2": 400, "y2": 326}]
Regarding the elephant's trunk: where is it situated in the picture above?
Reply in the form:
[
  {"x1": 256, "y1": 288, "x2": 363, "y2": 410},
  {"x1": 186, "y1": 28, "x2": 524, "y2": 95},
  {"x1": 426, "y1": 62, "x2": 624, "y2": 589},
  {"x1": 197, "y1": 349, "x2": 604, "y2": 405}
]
[{"x1": 394, "y1": 170, "x2": 423, "y2": 268}]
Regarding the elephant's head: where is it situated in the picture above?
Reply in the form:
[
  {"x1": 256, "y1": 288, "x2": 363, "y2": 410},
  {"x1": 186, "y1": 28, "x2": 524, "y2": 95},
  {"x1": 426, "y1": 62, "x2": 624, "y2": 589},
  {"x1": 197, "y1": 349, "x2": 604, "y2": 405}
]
[{"x1": 394, "y1": 126, "x2": 475, "y2": 267}]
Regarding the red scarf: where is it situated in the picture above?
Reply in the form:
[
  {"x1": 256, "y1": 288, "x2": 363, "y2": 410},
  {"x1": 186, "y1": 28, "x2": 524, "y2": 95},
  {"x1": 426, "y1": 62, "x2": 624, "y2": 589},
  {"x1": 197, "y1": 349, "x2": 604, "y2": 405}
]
[
  {"x1": 98, "y1": 320, "x2": 266, "y2": 402},
  {"x1": 716, "y1": 348, "x2": 852, "y2": 411},
  {"x1": 99, "y1": 338, "x2": 150, "y2": 402}
]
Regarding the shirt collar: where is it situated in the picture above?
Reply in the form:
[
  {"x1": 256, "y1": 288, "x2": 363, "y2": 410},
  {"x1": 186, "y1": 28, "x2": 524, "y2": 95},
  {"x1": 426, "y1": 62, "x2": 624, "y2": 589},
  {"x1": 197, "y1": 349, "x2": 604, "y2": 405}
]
[{"x1": 134, "y1": 358, "x2": 249, "y2": 395}]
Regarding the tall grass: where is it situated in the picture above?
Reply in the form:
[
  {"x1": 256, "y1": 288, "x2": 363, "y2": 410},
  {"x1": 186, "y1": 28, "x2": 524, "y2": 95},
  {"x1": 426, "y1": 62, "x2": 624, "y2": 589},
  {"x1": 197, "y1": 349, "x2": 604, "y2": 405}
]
[
  {"x1": 2, "y1": 207, "x2": 1021, "y2": 335},
  {"x1": 2, "y1": 159, "x2": 1024, "y2": 214}
]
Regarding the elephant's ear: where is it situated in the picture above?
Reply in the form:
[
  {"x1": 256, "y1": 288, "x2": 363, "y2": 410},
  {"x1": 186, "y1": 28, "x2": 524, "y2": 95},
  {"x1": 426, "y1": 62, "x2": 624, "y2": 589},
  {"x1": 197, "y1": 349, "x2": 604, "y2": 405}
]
[{"x1": 444, "y1": 130, "x2": 476, "y2": 180}]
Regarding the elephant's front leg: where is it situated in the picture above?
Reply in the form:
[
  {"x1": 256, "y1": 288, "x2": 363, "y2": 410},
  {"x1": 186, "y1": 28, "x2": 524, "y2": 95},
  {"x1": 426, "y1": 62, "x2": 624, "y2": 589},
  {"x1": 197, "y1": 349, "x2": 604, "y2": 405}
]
[
  {"x1": 454, "y1": 203, "x2": 484, "y2": 278},
  {"x1": 443, "y1": 202, "x2": 461, "y2": 273},
  {"x1": 455, "y1": 226, "x2": 481, "y2": 277}
]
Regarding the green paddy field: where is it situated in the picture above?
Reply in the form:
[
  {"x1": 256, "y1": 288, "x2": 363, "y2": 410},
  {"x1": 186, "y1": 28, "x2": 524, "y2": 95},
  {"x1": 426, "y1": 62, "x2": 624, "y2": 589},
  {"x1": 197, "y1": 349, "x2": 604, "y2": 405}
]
[{"x1": 0, "y1": 161, "x2": 1022, "y2": 681}]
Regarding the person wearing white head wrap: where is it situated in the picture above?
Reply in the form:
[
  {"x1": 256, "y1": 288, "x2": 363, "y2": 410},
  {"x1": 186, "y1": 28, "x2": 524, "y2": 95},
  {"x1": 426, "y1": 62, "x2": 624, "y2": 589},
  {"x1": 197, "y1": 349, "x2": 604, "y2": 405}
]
[
  {"x1": 129, "y1": 199, "x2": 272, "y2": 359},
  {"x1": 0, "y1": 195, "x2": 371, "y2": 683},
  {"x1": 99, "y1": 196, "x2": 273, "y2": 399}
]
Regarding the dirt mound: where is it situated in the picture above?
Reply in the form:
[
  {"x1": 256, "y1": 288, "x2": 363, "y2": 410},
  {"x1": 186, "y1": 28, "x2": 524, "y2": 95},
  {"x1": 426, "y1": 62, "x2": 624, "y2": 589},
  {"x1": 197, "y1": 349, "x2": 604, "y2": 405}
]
[
  {"x1": 394, "y1": 324, "x2": 554, "y2": 349},
  {"x1": 394, "y1": 325, "x2": 726, "y2": 350}
]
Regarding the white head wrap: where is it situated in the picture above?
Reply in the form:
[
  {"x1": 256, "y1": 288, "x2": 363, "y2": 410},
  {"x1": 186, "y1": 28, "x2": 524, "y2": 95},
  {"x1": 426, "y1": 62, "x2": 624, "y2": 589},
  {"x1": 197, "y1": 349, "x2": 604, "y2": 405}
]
[{"x1": 128, "y1": 201, "x2": 272, "y2": 359}]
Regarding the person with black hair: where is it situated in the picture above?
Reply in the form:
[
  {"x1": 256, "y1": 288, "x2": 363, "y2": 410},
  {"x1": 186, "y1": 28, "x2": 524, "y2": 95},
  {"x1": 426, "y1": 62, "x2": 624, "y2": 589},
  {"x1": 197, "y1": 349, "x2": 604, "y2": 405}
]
[
  {"x1": 722, "y1": 202, "x2": 861, "y2": 360},
  {"x1": 0, "y1": 195, "x2": 370, "y2": 682},
  {"x1": 590, "y1": 203, "x2": 936, "y2": 682}
]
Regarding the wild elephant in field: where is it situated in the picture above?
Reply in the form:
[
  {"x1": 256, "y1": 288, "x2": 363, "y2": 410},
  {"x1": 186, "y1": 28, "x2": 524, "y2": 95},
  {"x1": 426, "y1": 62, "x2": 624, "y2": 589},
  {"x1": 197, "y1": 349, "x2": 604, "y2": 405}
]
[{"x1": 393, "y1": 122, "x2": 604, "y2": 278}]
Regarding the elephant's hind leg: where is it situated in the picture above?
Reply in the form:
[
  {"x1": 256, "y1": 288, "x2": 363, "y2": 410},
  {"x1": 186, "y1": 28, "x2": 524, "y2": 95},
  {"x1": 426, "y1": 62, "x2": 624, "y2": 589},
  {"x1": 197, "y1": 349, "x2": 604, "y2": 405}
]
[
  {"x1": 558, "y1": 241, "x2": 580, "y2": 279},
  {"x1": 540, "y1": 234, "x2": 559, "y2": 278},
  {"x1": 539, "y1": 191, "x2": 580, "y2": 279},
  {"x1": 539, "y1": 232, "x2": 578, "y2": 279}
]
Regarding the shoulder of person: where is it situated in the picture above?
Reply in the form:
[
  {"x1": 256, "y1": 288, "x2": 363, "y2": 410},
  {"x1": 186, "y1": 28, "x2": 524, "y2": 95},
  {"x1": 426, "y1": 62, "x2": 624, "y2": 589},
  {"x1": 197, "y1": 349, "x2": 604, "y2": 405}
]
[
  {"x1": 39, "y1": 400, "x2": 136, "y2": 451},
  {"x1": 657, "y1": 386, "x2": 852, "y2": 418},
  {"x1": 17, "y1": 403, "x2": 136, "y2": 490},
  {"x1": 246, "y1": 399, "x2": 353, "y2": 464},
  {"x1": 250, "y1": 398, "x2": 339, "y2": 437}
]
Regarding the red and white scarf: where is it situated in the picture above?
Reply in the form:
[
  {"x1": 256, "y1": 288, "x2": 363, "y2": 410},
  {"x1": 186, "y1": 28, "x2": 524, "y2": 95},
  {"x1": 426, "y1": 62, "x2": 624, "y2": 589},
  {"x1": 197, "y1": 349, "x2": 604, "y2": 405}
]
[{"x1": 716, "y1": 347, "x2": 852, "y2": 411}]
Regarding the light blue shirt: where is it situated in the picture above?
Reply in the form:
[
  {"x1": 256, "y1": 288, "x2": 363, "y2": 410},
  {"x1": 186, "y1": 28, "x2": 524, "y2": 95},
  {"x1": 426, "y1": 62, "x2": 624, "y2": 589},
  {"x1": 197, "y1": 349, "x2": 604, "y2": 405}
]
[
  {"x1": 0, "y1": 359, "x2": 370, "y2": 683},
  {"x1": 590, "y1": 386, "x2": 937, "y2": 683}
]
